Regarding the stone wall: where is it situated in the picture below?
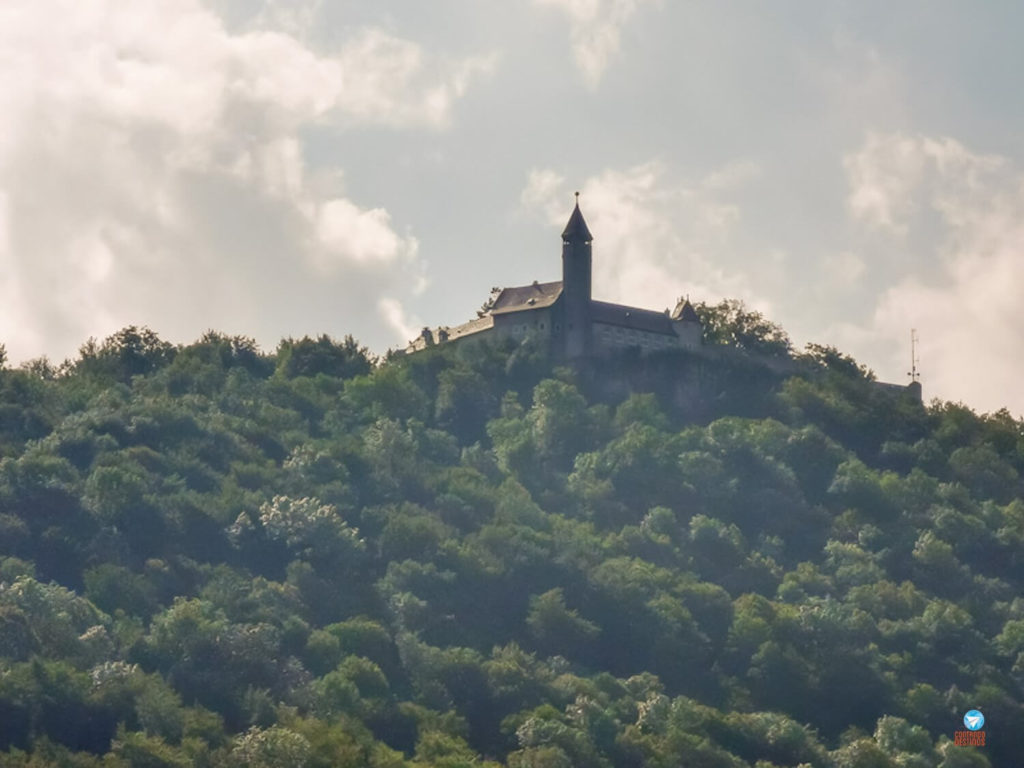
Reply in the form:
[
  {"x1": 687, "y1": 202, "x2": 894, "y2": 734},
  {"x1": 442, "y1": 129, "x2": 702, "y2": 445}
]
[{"x1": 592, "y1": 323, "x2": 680, "y2": 354}]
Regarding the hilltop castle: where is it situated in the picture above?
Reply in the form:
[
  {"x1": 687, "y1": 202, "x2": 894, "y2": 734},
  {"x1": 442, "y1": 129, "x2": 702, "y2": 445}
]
[
  {"x1": 406, "y1": 197, "x2": 703, "y2": 357},
  {"x1": 404, "y1": 196, "x2": 923, "y2": 402}
]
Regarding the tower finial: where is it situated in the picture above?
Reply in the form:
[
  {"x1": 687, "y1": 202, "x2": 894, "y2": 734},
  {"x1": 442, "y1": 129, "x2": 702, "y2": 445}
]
[{"x1": 562, "y1": 192, "x2": 592, "y2": 241}]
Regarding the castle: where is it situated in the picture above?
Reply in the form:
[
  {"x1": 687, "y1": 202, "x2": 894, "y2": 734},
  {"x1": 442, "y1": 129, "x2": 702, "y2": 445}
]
[
  {"x1": 406, "y1": 197, "x2": 703, "y2": 357},
  {"x1": 404, "y1": 196, "x2": 923, "y2": 402}
]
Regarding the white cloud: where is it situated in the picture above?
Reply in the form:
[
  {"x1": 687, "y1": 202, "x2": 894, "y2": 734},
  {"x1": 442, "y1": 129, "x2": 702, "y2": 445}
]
[
  {"x1": 844, "y1": 132, "x2": 1004, "y2": 234},
  {"x1": 0, "y1": 0, "x2": 490, "y2": 362},
  {"x1": 378, "y1": 297, "x2": 422, "y2": 346},
  {"x1": 520, "y1": 169, "x2": 566, "y2": 211},
  {"x1": 533, "y1": 0, "x2": 659, "y2": 87},
  {"x1": 843, "y1": 132, "x2": 1024, "y2": 414},
  {"x1": 521, "y1": 162, "x2": 763, "y2": 314},
  {"x1": 333, "y1": 29, "x2": 496, "y2": 128},
  {"x1": 316, "y1": 199, "x2": 418, "y2": 269}
]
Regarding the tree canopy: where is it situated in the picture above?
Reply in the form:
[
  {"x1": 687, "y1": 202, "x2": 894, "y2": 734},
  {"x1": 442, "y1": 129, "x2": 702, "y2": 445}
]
[{"x1": 0, "y1": 322, "x2": 1017, "y2": 767}]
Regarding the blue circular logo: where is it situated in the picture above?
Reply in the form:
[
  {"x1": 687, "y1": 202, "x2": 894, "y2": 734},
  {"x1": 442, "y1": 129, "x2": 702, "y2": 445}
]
[{"x1": 963, "y1": 710, "x2": 985, "y2": 731}]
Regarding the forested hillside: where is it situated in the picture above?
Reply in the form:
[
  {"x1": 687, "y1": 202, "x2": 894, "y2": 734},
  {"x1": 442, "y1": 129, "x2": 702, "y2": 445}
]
[{"x1": 0, "y1": 316, "x2": 1020, "y2": 767}]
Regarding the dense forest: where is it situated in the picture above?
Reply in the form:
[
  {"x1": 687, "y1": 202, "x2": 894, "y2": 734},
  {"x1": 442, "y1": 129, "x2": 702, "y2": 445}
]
[{"x1": 0, "y1": 304, "x2": 1020, "y2": 767}]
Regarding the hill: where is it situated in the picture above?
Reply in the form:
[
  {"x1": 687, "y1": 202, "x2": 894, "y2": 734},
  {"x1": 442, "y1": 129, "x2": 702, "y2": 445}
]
[{"x1": 0, "y1": 315, "x2": 1019, "y2": 767}]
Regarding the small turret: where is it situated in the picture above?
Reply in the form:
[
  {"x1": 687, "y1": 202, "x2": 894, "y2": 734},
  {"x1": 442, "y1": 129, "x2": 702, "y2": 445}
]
[
  {"x1": 670, "y1": 297, "x2": 699, "y2": 323},
  {"x1": 670, "y1": 297, "x2": 701, "y2": 348}
]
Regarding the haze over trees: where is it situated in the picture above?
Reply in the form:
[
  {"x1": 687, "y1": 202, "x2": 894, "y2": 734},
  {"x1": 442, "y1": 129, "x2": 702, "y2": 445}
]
[{"x1": 0, "y1": 309, "x2": 1019, "y2": 767}]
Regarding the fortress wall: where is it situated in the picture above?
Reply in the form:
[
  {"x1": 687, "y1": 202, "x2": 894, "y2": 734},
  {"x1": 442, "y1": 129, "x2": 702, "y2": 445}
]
[
  {"x1": 592, "y1": 323, "x2": 679, "y2": 354},
  {"x1": 492, "y1": 308, "x2": 554, "y2": 341}
]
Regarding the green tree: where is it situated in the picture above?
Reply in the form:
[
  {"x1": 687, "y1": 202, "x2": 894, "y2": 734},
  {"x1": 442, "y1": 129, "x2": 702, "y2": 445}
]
[
  {"x1": 797, "y1": 343, "x2": 874, "y2": 380},
  {"x1": 109, "y1": 728, "x2": 190, "y2": 768},
  {"x1": 276, "y1": 335, "x2": 373, "y2": 380},
  {"x1": 694, "y1": 299, "x2": 791, "y2": 357},
  {"x1": 527, "y1": 588, "x2": 600, "y2": 656},
  {"x1": 231, "y1": 725, "x2": 311, "y2": 768},
  {"x1": 76, "y1": 327, "x2": 176, "y2": 383}
]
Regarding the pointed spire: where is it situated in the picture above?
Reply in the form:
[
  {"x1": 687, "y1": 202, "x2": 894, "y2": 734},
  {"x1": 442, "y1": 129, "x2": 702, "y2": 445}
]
[
  {"x1": 562, "y1": 192, "x2": 593, "y2": 242},
  {"x1": 671, "y1": 297, "x2": 700, "y2": 322}
]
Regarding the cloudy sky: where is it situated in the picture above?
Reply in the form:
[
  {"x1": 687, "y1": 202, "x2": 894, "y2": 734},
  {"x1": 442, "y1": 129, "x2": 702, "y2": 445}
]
[{"x1": 2, "y1": 1, "x2": 1024, "y2": 414}]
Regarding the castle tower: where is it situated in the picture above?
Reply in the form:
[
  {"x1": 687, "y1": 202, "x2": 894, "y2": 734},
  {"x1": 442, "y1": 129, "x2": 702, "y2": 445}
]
[
  {"x1": 670, "y1": 297, "x2": 702, "y2": 348},
  {"x1": 561, "y1": 195, "x2": 593, "y2": 359}
]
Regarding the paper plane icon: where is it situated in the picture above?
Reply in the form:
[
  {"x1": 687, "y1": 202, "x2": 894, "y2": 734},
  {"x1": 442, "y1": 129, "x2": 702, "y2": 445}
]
[{"x1": 965, "y1": 715, "x2": 982, "y2": 729}]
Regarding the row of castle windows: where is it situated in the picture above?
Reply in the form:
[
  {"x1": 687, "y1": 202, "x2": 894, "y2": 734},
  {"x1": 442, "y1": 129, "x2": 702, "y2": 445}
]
[
  {"x1": 510, "y1": 322, "x2": 559, "y2": 335},
  {"x1": 506, "y1": 321, "x2": 673, "y2": 348}
]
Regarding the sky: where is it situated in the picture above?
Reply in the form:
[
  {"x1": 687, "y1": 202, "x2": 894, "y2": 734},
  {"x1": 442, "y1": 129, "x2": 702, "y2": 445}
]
[{"x1": 2, "y1": 1, "x2": 1024, "y2": 414}]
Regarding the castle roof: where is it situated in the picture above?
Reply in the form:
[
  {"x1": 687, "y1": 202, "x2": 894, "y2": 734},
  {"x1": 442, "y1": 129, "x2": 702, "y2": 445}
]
[
  {"x1": 591, "y1": 301, "x2": 676, "y2": 335},
  {"x1": 491, "y1": 280, "x2": 563, "y2": 315},
  {"x1": 671, "y1": 298, "x2": 700, "y2": 323},
  {"x1": 561, "y1": 201, "x2": 593, "y2": 242},
  {"x1": 446, "y1": 314, "x2": 495, "y2": 338},
  {"x1": 405, "y1": 314, "x2": 495, "y2": 353}
]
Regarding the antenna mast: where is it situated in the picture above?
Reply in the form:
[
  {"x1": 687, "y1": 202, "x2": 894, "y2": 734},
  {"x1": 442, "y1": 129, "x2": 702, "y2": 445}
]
[{"x1": 908, "y1": 328, "x2": 920, "y2": 383}]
